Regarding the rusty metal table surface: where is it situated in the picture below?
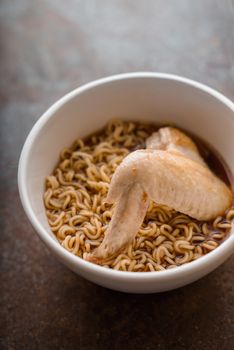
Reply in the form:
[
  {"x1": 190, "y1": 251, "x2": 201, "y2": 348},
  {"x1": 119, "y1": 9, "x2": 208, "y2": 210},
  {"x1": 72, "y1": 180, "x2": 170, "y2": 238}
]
[{"x1": 1, "y1": 0, "x2": 234, "y2": 349}]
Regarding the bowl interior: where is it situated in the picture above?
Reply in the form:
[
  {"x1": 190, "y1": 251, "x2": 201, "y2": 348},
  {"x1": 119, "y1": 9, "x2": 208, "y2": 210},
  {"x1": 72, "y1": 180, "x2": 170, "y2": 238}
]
[{"x1": 21, "y1": 74, "x2": 234, "y2": 245}]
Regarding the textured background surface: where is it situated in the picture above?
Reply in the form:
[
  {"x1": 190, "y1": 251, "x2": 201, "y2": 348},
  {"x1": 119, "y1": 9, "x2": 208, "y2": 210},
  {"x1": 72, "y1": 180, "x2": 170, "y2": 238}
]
[{"x1": 1, "y1": 0, "x2": 234, "y2": 349}]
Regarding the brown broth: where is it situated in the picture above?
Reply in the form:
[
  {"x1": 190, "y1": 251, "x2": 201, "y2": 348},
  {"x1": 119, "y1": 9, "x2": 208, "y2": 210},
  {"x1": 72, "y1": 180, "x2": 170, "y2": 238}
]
[
  {"x1": 188, "y1": 132, "x2": 233, "y2": 189},
  {"x1": 47, "y1": 120, "x2": 234, "y2": 270}
]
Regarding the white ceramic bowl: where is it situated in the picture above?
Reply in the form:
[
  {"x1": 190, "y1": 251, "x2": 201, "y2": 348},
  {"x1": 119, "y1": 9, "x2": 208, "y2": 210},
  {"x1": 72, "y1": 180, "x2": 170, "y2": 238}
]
[{"x1": 18, "y1": 72, "x2": 234, "y2": 293}]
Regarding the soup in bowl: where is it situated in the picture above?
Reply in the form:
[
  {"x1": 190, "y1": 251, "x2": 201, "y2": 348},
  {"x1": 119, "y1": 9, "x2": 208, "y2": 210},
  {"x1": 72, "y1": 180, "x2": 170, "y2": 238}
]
[{"x1": 18, "y1": 73, "x2": 234, "y2": 293}]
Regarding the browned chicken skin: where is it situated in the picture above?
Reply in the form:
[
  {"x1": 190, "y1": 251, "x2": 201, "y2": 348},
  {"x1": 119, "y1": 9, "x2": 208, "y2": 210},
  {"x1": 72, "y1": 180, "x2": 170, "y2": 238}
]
[{"x1": 87, "y1": 127, "x2": 232, "y2": 264}]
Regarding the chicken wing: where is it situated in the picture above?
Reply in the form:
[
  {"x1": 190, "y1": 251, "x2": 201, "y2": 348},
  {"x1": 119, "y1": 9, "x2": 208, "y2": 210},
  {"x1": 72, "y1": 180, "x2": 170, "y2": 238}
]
[{"x1": 87, "y1": 127, "x2": 232, "y2": 264}]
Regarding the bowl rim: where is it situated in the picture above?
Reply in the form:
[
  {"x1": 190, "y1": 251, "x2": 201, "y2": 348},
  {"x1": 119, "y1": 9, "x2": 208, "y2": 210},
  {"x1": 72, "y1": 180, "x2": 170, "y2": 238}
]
[{"x1": 18, "y1": 72, "x2": 234, "y2": 281}]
